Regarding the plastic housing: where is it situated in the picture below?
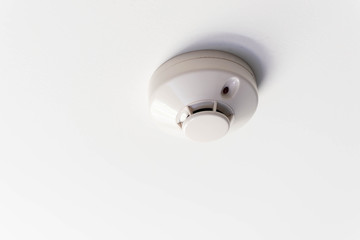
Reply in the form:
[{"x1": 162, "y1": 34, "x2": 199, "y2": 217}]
[{"x1": 148, "y1": 50, "x2": 258, "y2": 141}]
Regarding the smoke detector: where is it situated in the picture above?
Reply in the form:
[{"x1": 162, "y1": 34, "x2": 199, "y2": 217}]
[{"x1": 148, "y1": 50, "x2": 258, "y2": 142}]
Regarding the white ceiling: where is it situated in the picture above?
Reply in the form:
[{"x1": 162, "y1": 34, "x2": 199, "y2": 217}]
[{"x1": 1, "y1": 0, "x2": 360, "y2": 239}]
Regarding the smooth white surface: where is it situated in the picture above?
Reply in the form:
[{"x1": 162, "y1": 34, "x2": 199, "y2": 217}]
[
  {"x1": 0, "y1": 1, "x2": 360, "y2": 240},
  {"x1": 183, "y1": 112, "x2": 230, "y2": 142}
]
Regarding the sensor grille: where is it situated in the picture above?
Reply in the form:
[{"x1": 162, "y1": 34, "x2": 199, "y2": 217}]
[{"x1": 176, "y1": 101, "x2": 233, "y2": 128}]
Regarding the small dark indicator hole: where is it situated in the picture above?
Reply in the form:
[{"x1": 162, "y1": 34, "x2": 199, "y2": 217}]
[{"x1": 222, "y1": 87, "x2": 229, "y2": 95}]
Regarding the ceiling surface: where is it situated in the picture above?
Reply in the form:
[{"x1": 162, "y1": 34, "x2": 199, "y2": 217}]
[{"x1": 1, "y1": 0, "x2": 360, "y2": 239}]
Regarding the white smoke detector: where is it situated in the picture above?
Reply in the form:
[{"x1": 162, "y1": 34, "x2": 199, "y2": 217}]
[{"x1": 148, "y1": 50, "x2": 258, "y2": 142}]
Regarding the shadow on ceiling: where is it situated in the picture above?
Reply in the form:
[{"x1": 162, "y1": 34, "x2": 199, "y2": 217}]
[{"x1": 175, "y1": 33, "x2": 272, "y2": 91}]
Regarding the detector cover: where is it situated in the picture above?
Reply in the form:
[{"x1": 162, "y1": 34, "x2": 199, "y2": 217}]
[{"x1": 149, "y1": 50, "x2": 258, "y2": 142}]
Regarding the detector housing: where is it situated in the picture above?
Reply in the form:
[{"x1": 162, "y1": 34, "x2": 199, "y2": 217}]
[{"x1": 149, "y1": 50, "x2": 258, "y2": 142}]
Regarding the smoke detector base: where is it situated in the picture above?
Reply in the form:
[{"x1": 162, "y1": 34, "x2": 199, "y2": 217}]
[{"x1": 149, "y1": 50, "x2": 258, "y2": 142}]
